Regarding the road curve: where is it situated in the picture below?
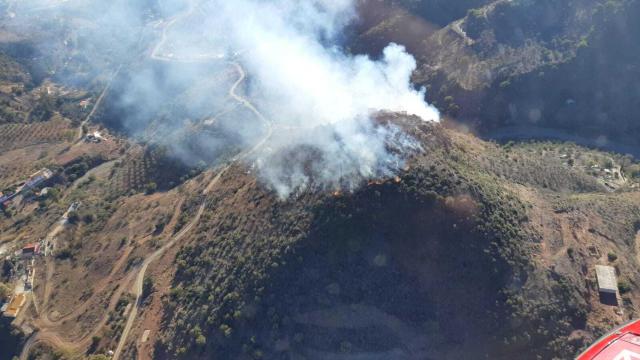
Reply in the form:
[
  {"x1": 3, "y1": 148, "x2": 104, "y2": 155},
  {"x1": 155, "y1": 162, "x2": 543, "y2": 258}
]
[
  {"x1": 22, "y1": 2, "x2": 274, "y2": 357},
  {"x1": 112, "y1": 62, "x2": 273, "y2": 359},
  {"x1": 112, "y1": 202, "x2": 205, "y2": 360}
]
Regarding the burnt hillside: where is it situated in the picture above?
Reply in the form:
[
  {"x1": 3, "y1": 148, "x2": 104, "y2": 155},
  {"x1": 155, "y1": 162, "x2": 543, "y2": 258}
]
[{"x1": 150, "y1": 118, "x2": 631, "y2": 360}]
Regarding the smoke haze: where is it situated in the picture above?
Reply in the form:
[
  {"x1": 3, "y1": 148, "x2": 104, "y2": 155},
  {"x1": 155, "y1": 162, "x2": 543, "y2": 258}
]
[{"x1": 3, "y1": 0, "x2": 440, "y2": 197}]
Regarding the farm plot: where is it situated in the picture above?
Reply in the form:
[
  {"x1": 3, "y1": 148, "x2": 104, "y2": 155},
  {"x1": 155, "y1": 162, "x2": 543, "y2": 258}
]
[
  {"x1": 110, "y1": 146, "x2": 196, "y2": 195},
  {"x1": 0, "y1": 117, "x2": 75, "y2": 152}
]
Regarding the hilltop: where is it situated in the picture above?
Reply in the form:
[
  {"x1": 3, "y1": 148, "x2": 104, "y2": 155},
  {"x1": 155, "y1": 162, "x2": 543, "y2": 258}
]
[
  {"x1": 2, "y1": 1, "x2": 640, "y2": 360},
  {"x1": 355, "y1": 0, "x2": 640, "y2": 145},
  {"x1": 4, "y1": 104, "x2": 640, "y2": 359}
]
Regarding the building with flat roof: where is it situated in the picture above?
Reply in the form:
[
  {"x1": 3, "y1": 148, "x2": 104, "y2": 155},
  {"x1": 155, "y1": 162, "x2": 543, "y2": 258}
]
[
  {"x1": 3, "y1": 293, "x2": 26, "y2": 318},
  {"x1": 596, "y1": 265, "x2": 618, "y2": 294}
]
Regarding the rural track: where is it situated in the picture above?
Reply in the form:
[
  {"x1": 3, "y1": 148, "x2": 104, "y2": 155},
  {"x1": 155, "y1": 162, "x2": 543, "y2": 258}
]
[
  {"x1": 73, "y1": 65, "x2": 122, "y2": 143},
  {"x1": 22, "y1": 196, "x2": 186, "y2": 357},
  {"x1": 111, "y1": 202, "x2": 206, "y2": 360},
  {"x1": 31, "y1": 52, "x2": 130, "y2": 326},
  {"x1": 20, "y1": 270, "x2": 137, "y2": 360},
  {"x1": 113, "y1": 60, "x2": 274, "y2": 360},
  {"x1": 21, "y1": 1, "x2": 274, "y2": 357},
  {"x1": 34, "y1": 207, "x2": 73, "y2": 316}
]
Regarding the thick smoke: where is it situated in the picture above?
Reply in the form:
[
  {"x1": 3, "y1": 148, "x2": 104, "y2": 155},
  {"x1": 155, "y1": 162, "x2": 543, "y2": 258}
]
[
  {"x1": 215, "y1": 0, "x2": 439, "y2": 125},
  {"x1": 3, "y1": 0, "x2": 440, "y2": 197}
]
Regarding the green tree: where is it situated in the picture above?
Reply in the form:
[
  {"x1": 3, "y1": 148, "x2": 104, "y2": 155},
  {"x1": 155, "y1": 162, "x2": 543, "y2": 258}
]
[
  {"x1": 83, "y1": 213, "x2": 97, "y2": 223},
  {"x1": 67, "y1": 210, "x2": 80, "y2": 224},
  {"x1": 219, "y1": 324, "x2": 232, "y2": 337},
  {"x1": 48, "y1": 188, "x2": 60, "y2": 202},
  {"x1": 618, "y1": 280, "x2": 632, "y2": 294},
  {"x1": 196, "y1": 334, "x2": 206, "y2": 346},
  {"x1": 145, "y1": 182, "x2": 158, "y2": 194},
  {"x1": 0, "y1": 282, "x2": 11, "y2": 301},
  {"x1": 142, "y1": 276, "x2": 154, "y2": 298}
]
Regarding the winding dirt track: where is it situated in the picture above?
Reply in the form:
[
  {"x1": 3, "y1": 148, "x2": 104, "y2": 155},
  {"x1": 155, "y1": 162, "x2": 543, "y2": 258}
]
[
  {"x1": 74, "y1": 66, "x2": 122, "y2": 143},
  {"x1": 112, "y1": 60, "x2": 273, "y2": 360},
  {"x1": 20, "y1": 270, "x2": 137, "y2": 360},
  {"x1": 111, "y1": 203, "x2": 206, "y2": 360},
  {"x1": 19, "y1": 63, "x2": 127, "y2": 359},
  {"x1": 20, "y1": 0, "x2": 274, "y2": 357}
]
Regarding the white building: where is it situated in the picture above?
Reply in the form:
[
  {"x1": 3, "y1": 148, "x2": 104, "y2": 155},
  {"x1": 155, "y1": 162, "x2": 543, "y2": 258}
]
[{"x1": 596, "y1": 265, "x2": 618, "y2": 295}]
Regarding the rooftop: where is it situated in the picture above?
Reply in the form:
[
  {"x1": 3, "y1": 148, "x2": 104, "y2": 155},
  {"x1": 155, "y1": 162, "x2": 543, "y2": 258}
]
[
  {"x1": 596, "y1": 265, "x2": 618, "y2": 294},
  {"x1": 23, "y1": 243, "x2": 38, "y2": 251},
  {"x1": 3, "y1": 293, "x2": 26, "y2": 318}
]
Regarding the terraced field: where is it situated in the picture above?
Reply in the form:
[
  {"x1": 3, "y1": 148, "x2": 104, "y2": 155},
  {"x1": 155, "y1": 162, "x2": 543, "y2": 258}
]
[
  {"x1": 110, "y1": 147, "x2": 196, "y2": 194},
  {"x1": 0, "y1": 117, "x2": 74, "y2": 152}
]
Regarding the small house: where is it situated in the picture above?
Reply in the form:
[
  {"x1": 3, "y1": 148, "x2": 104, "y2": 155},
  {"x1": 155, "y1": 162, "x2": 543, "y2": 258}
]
[
  {"x1": 22, "y1": 243, "x2": 40, "y2": 257},
  {"x1": 68, "y1": 202, "x2": 81, "y2": 213},
  {"x1": 596, "y1": 265, "x2": 618, "y2": 295},
  {"x1": 3, "y1": 293, "x2": 26, "y2": 318},
  {"x1": 85, "y1": 131, "x2": 104, "y2": 143},
  {"x1": 0, "y1": 192, "x2": 15, "y2": 208},
  {"x1": 23, "y1": 168, "x2": 53, "y2": 191}
]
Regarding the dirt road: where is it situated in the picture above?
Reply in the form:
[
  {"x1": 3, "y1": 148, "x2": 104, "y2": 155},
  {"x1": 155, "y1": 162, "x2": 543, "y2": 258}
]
[
  {"x1": 33, "y1": 207, "x2": 71, "y2": 316},
  {"x1": 112, "y1": 202, "x2": 205, "y2": 359},
  {"x1": 112, "y1": 58, "x2": 273, "y2": 359},
  {"x1": 73, "y1": 66, "x2": 122, "y2": 143},
  {"x1": 20, "y1": 270, "x2": 137, "y2": 360},
  {"x1": 21, "y1": 2, "x2": 274, "y2": 357}
]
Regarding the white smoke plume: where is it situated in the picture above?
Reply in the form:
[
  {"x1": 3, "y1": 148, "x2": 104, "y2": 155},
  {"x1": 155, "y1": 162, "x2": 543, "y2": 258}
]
[{"x1": 2, "y1": 0, "x2": 440, "y2": 197}]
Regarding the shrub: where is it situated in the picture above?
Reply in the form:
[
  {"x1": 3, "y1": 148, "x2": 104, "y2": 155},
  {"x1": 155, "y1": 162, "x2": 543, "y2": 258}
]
[
  {"x1": 56, "y1": 248, "x2": 73, "y2": 260},
  {"x1": 0, "y1": 282, "x2": 11, "y2": 301},
  {"x1": 219, "y1": 324, "x2": 232, "y2": 337},
  {"x1": 145, "y1": 182, "x2": 157, "y2": 195},
  {"x1": 83, "y1": 213, "x2": 97, "y2": 223},
  {"x1": 195, "y1": 334, "x2": 206, "y2": 346},
  {"x1": 142, "y1": 276, "x2": 154, "y2": 298},
  {"x1": 618, "y1": 280, "x2": 632, "y2": 294},
  {"x1": 608, "y1": 252, "x2": 618, "y2": 262},
  {"x1": 67, "y1": 210, "x2": 79, "y2": 224},
  {"x1": 567, "y1": 247, "x2": 574, "y2": 259},
  {"x1": 87, "y1": 355, "x2": 109, "y2": 360}
]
